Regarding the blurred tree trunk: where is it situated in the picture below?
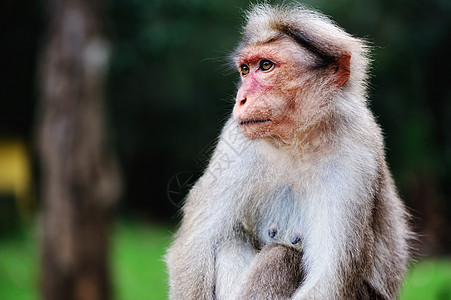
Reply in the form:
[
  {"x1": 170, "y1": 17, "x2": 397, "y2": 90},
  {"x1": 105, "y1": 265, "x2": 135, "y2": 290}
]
[{"x1": 37, "y1": 0, "x2": 120, "y2": 299}]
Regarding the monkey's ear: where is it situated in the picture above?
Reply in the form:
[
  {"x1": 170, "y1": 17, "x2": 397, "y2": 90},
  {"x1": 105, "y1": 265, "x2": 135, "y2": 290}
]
[{"x1": 333, "y1": 53, "x2": 351, "y2": 87}]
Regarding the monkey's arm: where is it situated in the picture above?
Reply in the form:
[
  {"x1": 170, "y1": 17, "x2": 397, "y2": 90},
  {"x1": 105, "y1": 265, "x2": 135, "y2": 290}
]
[
  {"x1": 166, "y1": 119, "x2": 259, "y2": 300},
  {"x1": 292, "y1": 151, "x2": 379, "y2": 299},
  {"x1": 166, "y1": 181, "x2": 218, "y2": 300}
]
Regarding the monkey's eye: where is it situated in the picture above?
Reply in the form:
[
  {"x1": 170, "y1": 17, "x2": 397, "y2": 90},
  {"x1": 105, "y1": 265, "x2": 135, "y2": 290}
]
[
  {"x1": 240, "y1": 64, "x2": 250, "y2": 76},
  {"x1": 259, "y1": 60, "x2": 274, "y2": 72}
]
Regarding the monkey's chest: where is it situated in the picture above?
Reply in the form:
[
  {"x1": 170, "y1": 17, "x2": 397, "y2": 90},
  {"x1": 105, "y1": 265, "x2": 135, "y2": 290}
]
[{"x1": 240, "y1": 186, "x2": 304, "y2": 250}]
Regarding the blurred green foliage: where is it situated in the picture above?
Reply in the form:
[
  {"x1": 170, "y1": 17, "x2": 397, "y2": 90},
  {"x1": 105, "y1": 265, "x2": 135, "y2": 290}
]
[
  {"x1": 0, "y1": 222, "x2": 450, "y2": 300},
  {"x1": 107, "y1": 0, "x2": 251, "y2": 217}
]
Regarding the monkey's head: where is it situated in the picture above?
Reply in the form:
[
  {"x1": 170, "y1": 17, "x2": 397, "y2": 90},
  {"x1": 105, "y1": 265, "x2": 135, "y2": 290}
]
[{"x1": 232, "y1": 4, "x2": 369, "y2": 143}]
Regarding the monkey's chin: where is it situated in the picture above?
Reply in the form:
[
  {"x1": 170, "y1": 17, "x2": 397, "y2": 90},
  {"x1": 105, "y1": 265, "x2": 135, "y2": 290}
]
[{"x1": 239, "y1": 121, "x2": 272, "y2": 140}]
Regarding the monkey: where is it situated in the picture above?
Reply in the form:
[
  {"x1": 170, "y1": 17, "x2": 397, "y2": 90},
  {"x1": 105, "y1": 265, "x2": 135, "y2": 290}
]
[
  {"x1": 166, "y1": 3, "x2": 412, "y2": 300},
  {"x1": 237, "y1": 244, "x2": 305, "y2": 299}
]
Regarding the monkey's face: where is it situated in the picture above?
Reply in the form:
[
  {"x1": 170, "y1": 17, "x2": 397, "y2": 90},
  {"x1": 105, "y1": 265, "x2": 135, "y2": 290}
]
[{"x1": 233, "y1": 39, "x2": 315, "y2": 142}]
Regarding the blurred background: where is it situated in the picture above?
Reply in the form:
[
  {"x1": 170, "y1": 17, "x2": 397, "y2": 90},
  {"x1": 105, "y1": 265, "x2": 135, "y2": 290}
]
[{"x1": 0, "y1": 0, "x2": 450, "y2": 299}]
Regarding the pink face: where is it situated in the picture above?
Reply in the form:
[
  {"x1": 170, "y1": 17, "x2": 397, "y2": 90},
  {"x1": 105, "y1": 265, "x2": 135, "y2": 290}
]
[
  {"x1": 233, "y1": 41, "x2": 300, "y2": 141},
  {"x1": 232, "y1": 39, "x2": 351, "y2": 142}
]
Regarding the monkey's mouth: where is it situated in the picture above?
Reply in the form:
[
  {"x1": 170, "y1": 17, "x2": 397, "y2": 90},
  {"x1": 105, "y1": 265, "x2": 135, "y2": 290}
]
[{"x1": 239, "y1": 119, "x2": 271, "y2": 125}]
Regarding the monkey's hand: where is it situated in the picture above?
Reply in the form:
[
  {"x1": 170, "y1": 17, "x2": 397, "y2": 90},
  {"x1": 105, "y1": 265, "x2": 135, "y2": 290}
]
[{"x1": 237, "y1": 244, "x2": 304, "y2": 300}]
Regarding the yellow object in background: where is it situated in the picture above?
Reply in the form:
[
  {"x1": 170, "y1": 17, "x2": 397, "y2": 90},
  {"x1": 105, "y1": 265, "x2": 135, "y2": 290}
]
[{"x1": 0, "y1": 139, "x2": 34, "y2": 218}]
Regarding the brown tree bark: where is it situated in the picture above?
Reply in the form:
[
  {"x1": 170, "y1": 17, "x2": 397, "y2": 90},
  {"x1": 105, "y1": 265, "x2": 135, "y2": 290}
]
[{"x1": 37, "y1": 0, "x2": 120, "y2": 299}]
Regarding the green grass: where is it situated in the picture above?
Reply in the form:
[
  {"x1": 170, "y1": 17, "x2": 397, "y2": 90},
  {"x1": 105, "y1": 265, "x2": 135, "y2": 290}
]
[
  {"x1": 0, "y1": 222, "x2": 450, "y2": 300},
  {"x1": 0, "y1": 226, "x2": 37, "y2": 300},
  {"x1": 112, "y1": 221, "x2": 173, "y2": 300},
  {"x1": 401, "y1": 259, "x2": 451, "y2": 300},
  {"x1": 0, "y1": 221, "x2": 173, "y2": 300}
]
